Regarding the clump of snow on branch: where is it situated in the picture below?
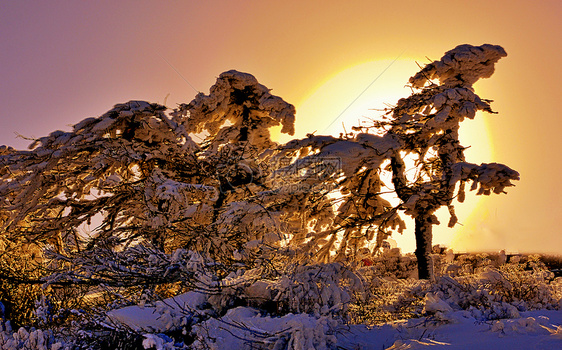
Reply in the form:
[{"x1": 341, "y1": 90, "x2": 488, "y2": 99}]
[
  {"x1": 410, "y1": 44, "x2": 507, "y2": 88},
  {"x1": 451, "y1": 162, "x2": 520, "y2": 196},
  {"x1": 172, "y1": 70, "x2": 295, "y2": 153}
]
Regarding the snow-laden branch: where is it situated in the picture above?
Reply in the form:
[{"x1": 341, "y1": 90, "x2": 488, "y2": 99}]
[
  {"x1": 451, "y1": 162, "x2": 520, "y2": 196},
  {"x1": 410, "y1": 44, "x2": 507, "y2": 88},
  {"x1": 172, "y1": 70, "x2": 295, "y2": 152}
]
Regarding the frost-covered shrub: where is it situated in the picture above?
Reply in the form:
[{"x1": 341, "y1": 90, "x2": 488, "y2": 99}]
[
  {"x1": 0, "y1": 280, "x2": 43, "y2": 329},
  {"x1": 200, "y1": 260, "x2": 366, "y2": 319},
  {"x1": 388, "y1": 254, "x2": 561, "y2": 322},
  {"x1": 0, "y1": 239, "x2": 46, "y2": 328},
  {"x1": 351, "y1": 251, "x2": 562, "y2": 324},
  {"x1": 191, "y1": 307, "x2": 340, "y2": 350},
  {"x1": 265, "y1": 262, "x2": 365, "y2": 319},
  {"x1": 349, "y1": 274, "x2": 422, "y2": 324},
  {"x1": 360, "y1": 248, "x2": 418, "y2": 279},
  {"x1": 347, "y1": 248, "x2": 422, "y2": 324},
  {"x1": 433, "y1": 248, "x2": 514, "y2": 278},
  {"x1": 0, "y1": 321, "x2": 69, "y2": 350},
  {"x1": 90, "y1": 260, "x2": 355, "y2": 349},
  {"x1": 494, "y1": 257, "x2": 559, "y2": 310}
]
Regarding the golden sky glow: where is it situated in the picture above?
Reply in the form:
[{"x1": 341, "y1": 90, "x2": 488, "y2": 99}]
[{"x1": 1, "y1": 0, "x2": 560, "y2": 254}]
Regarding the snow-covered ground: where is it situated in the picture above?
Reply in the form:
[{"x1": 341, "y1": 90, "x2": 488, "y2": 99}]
[
  {"x1": 106, "y1": 291, "x2": 562, "y2": 349},
  {"x1": 342, "y1": 309, "x2": 562, "y2": 349},
  {"x1": 3, "y1": 249, "x2": 561, "y2": 350}
]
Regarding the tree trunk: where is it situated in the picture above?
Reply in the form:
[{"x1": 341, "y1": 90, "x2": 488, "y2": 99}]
[{"x1": 415, "y1": 215, "x2": 434, "y2": 280}]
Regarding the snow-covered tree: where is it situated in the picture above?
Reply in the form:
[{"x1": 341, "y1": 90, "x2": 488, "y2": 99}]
[
  {"x1": 0, "y1": 45, "x2": 520, "y2": 337},
  {"x1": 271, "y1": 44, "x2": 519, "y2": 279},
  {"x1": 363, "y1": 44, "x2": 520, "y2": 279},
  {"x1": 0, "y1": 71, "x2": 299, "y2": 323}
]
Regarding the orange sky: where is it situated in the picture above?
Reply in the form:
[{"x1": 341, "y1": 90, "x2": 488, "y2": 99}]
[{"x1": 1, "y1": 0, "x2": 560, "y2": 254}]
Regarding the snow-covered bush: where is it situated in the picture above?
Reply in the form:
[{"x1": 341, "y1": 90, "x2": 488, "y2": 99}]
[
  {"x1": 347, "y1": 250, "x2": 562, "y2": 326},
  {"x1": 349, "y1": 274, "x2": 422, "y2": 324},
  {"x1": 0, "y1": 321, "x2": 69, "y2": 350},
  {"x1": 0, "y1": 238, "x2": 46, "y2": 327},
  {"x1": 387, "y1": 252, "x2": 561, "y2": 322},
  {"x1": 266, "y1": 262, "x2": 365, "y2": 318},
  {"x1": 191, "y1": 307, "x2": 340, "y2": 350},
  {"x1": 360, "y1": 247, "x2": 418, "y2": 279}
]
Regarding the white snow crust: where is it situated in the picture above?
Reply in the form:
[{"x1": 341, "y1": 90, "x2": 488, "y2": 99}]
[{"x1": 108, "y1": 298, "x2": 562, "y2": 349}]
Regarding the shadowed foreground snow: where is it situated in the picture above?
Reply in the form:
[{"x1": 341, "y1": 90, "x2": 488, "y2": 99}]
[
  {"x1": 107, "y1": 291, "x2": 562, "y2": 349},
  {"x1": 343, "y1": 309, "x2": 562, "y2": 349}
]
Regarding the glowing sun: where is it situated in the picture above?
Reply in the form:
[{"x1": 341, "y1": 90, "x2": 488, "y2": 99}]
[{"x1": 276, "y1": 59, "x2": 496, "y2": 253}]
